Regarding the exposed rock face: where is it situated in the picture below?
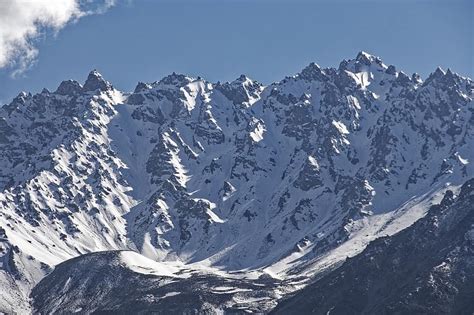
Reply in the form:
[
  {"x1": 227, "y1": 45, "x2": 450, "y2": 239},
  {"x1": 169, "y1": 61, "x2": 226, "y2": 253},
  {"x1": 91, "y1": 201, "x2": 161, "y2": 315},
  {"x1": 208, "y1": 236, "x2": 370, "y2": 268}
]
[
  {"x1": 272, "y1": 179, "x2": 474, "y2": 315},
  {"x1": 55, "y1": 80, "x2": 83, "y2": 95},
  {"x1": 82, "y1": 70, "x2": 113, "y2": 92},
  {"x1": 0, "y1": 52, "x2": 472, "y2": 312}
]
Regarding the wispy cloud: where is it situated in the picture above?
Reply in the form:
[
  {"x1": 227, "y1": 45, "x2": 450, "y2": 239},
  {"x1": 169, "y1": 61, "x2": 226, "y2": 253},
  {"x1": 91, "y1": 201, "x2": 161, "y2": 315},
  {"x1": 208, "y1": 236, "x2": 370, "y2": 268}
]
[{"x1": 0, "y1": 0, "x2": 116, "y2": 77}]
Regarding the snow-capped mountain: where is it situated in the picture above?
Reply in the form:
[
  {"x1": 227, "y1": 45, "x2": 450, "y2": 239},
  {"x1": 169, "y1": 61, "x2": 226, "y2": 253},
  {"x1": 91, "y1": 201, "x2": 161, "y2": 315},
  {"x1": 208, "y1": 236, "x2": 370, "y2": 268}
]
[{"x1": 0, "y1": 52, "x2": 473, "y2": 313}]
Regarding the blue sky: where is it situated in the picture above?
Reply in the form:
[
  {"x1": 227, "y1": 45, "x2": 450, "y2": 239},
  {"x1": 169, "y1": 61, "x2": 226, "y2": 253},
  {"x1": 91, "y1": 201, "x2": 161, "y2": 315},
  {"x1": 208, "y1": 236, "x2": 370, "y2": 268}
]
[{"x1": 0, "y1": 0, "x2": 472, "y2": 104}]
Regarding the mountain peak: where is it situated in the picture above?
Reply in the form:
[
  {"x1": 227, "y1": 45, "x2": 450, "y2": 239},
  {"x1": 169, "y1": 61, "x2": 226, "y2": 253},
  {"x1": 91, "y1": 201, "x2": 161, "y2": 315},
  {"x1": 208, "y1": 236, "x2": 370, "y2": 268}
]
[
  {"x1": 434, "y1": 66, "x2": 445, "y2": 76},
  {"x1": 229, "y1": 74, "x2": 258, "y2": 87},
  {"x1": 234, "y1": 74, "x2": 250, "y2": 82},
  {"x1": 215, "y1": 74, "x2": 262, "y2": 106},
  {"x1": 299, "y1": 62, "x2": 327, "y2": 81},
  {"x1": 12, "y1": 91, "x2": 30, "y2": 104},
  {"x1": 423, "y1": 67, "x2": 447, "y2": 86},
  {"x1": 158, "y1": 72, "x2": 193, "y2": 86},
  {"x1": 83, "y1": 69, "x2": 112, "y2": 92},
  {"x1": 356, "y1": 51, "x2": 374, "y2": 61},
  {"x1": 56, "y1": 80, "x2": 83, "y2": 95},
  {"x1": 355, "y1": 51, "x2": 382, "y2": 66},
  {"x1": 302, "y1": 62, "x2": 322, "y2": 72},
  {"x1": 338, "y1": 51, "x2": 385, "y2": 74},
  {"x1": 445, "y1": 68, "x2": 461, "y2": 81},
  {"x1": 133, "y1": 81, "x2": 152, "y2": 93}
]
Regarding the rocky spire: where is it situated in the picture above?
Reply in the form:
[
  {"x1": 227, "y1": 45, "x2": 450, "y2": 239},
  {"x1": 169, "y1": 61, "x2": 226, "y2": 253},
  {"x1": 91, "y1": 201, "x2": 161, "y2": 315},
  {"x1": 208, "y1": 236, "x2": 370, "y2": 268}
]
[{"x1": 83, "y1": 70, "x2": 112, "y2": 92}]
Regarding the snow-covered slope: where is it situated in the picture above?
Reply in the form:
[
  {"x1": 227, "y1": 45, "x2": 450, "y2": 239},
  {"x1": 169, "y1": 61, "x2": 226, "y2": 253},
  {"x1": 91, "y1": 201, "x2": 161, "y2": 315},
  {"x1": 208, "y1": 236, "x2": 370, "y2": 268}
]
[{"x1": 0, "y1": 52, "x2": 473, "y2": 312}]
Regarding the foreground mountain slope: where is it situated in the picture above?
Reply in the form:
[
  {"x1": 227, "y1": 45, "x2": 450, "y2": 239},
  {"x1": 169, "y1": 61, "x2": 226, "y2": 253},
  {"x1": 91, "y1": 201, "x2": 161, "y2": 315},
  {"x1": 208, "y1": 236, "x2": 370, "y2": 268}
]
[
  {"x1": 272, "y1": 179, "x2": 474, "y2": 315},
  {"x1": 0, "y1": 52, "x2": 473, "y2": 312},
  {"x1": 31, "y1": 250, "x2": 280, "y2": 314}
]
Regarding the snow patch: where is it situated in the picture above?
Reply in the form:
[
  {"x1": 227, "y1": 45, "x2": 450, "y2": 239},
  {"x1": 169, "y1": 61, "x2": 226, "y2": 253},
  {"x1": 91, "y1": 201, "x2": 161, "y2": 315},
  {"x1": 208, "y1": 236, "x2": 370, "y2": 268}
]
[
  {"x1": 332, "y1": 120, "x2": 349, "y2": 135},
  {"x1": 119, "y1": 251, "x2": 183, "y2": 277},
  {"x1": 455, "y1": 152, "x2": 469, "y2": 165}
]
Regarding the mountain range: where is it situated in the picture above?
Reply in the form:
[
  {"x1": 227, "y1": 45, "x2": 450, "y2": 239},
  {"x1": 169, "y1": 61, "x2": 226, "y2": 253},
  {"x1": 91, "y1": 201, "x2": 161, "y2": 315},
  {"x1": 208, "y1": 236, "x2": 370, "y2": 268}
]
[{"x1": 0, "y1": 52, "x2": 472, "y2": 313}]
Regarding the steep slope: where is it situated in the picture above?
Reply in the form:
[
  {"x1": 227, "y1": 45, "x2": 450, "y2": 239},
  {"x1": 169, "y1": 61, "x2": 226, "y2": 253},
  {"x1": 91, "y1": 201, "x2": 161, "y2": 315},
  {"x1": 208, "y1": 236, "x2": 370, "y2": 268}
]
[
  {"x1": 0, "y1": 52, "x2": 472, "y2": 312},
  {"x1": 271, "y1": 178, "x2": 474, "y2": 315}
]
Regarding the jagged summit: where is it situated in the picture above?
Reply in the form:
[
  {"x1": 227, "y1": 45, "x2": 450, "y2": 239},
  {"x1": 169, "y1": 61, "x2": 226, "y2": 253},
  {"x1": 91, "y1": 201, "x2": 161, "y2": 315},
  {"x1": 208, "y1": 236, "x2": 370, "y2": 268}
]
[
  {"x1": 231, "y1": 74, "x2": 253, "y2": 84},
  {"x1": 423, "y1": 66, "x2": 451, "y2": 87},
  {"x1": 355, "y1": 51, "x2": 386, "y2": 66},
  {"x1": 228, "y1": 74, "x2": 262, "y2": 89},
  {"x1": 56, "y1": 79, "x2": 83, "y2": 95},
  {"x1": 158, "y1": 72, "x2": 193, "y2": 86},
  {"x1": 355, "y1": 50, "x2": 376, "y2": 63},
  {"x1": 54, "y1": 70, "x2": 111, "y2": 96},
  {"x1": 298, "y1": 62, "x2": 328, "y2": 82},
  {"x1": 14, "y1": 91, "x2": 29, "y2": 100},
  {"x1": 334, "y1": 51, "x2": 386, "y2": 78},
  {"x1": 431, "y1": 66, "x2": 446, "y2": 78},
  {"x1": 215, "y1": 74, "x2": 263, "y2": 106},
  {"x1": 133, "y1": 81, "x2": 152, "y2": 93},
  {"x1": 83, "y1": 69, "x2": 112, "y2": 92}
]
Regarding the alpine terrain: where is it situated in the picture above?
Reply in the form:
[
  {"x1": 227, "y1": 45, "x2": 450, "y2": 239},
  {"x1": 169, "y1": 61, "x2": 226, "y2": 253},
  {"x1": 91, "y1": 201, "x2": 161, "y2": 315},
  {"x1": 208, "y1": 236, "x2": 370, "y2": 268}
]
[{"x1": 0, "y1": 52, "x2": 473, "y2": 313}]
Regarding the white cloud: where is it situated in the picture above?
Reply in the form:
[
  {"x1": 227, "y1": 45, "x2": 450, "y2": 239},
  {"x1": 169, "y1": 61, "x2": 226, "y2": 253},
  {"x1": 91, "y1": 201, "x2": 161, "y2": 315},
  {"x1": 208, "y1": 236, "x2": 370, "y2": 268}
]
[{"x1": 0, "y1": 0, "x2": 116, "y2": 77}]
